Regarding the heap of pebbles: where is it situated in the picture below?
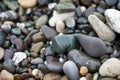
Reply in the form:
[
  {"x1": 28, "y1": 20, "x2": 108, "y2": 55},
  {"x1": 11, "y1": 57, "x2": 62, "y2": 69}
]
[{"x1": 0, "y1": 0, "x2": 120, "y2": 80}]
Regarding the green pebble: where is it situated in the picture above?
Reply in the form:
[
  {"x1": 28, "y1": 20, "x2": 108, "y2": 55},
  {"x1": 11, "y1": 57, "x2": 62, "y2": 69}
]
[{"x1": 11, "y1": 28, "x2": 22, "y2": 36}]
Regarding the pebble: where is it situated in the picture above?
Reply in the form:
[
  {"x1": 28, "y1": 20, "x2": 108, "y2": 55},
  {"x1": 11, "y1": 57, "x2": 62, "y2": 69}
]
[
  {"x1": 18, "y1": 0, "x2": 37, "y2": 8},
  {"x1": 101, "y1": 78, "x2": 118, "y2": 80},
  {"x1": 88, "y1": 15, "x2": 116, "y2": 41},
  {"x1": 0, "y1": 30, "x2": 6, "y2": 46},
  {"x1": 80, "y1": 66, "x2": 88, "y2": 76},
  {"x1": 86, "y1": 73, "x2": 93, "y2": 80},
  {"x1": 105, "y1": 9, "x2": 120, "y2": 33},
  {"x1": 75, "y1": 34, "x2": 107, "y2": 57},
  {"x1": 0, "y1": 10, "x2": 18, "y2": 21},
  {"x1": 21, "y1": 59, "x2": 28, "y2": 67},
  {"x1": 32, "y1": 69, "x2": 44, "y2": 79},
  {"x1": 63, "y1": 61, "x2": 80, "y2": 80},
  {"x1": 32, "y1": 31, "x2": 46, "y2": 42},
  {"x1": 43, "y1": 72, "x2": 62, "y2": 80},
  {"x1": 68, "y1": 49, "x2": 101, "y2": 72},
  {"x1": 12, "y1": 52, "x2": 27, "y2": 66},
  {"x1": 0, "y1": 70, "x2": 14, "y2": 80},
  {"x1": 15, "y1": 38, "x2": 27, "y2": 51},
  {"x1": 41, "y1": 25, "x2": 57, "y2": 40},
  {"x1": 48, "y1": 3, "x2": 57, "y2": 10},
  {"x1": 99, "y1": 58, "x2": 120, "y2": 77},
  {"x1": 79, "y1": 77, "x2": 87, "y2": 80},
  {"x1": 3, "y1": 59, "x2": 15, "y2": 73},
  {"x1": 11, "y1": 28, "x2": 21, "y2": 36},
  {"x1": 77, "y1": 17, "x2": 88, "y2": 24},
  {"x1": 49, "y1": 11, "x2": 75, "y2": 27},
  {"x1": 117, "y1": 0, "x2": 120, "y2": 10},
  {"x1": 10, "y1": 35, "x2": 17, "y2": 45},
  {"x1": 30, "y1": 42, "x2": 44, "y2": 54},
  {"x1": 93, "y1": 72, "x2": 99, "y2": 80},
  {"x1": 105, "y1": 0, "x2": 118, "y2": 6},
  {"x1": 96, "y1": 5, "x2": 105, "y2": 14},
  {"x1": 75, "y1": 6, "x2": 82, "y2": 17},
  {"x1": 35, "y1": 15, "x2": 48, "y2": 29},
  {"x1": 56, "y1": 20, "x2": 65, "y2": 33},
  {"x1": 38, "y1": 0, "x2": 48, "y2": 6},
  {"x1": 4, "y1": 49, "x2": 14, "y2": 60},
  {"x1": 65, "y1": 17, "x2": 75, "y2": 28},
  {"x1": 85, "y1": 6, "x2": 95, "y2": 17},
  {"x1": 81, "y1": 6, "x2": 86, "y2": 13},
  {"x1": 93, "y1": 12, "x2": 105, "y2": 22},
  {"x1": 37, "y1": 63, "x2": 50, "y2": 73},
  {"x1": 55, "y1": 3, "x2": 76, "y2": 13},
  {"x1": 16, "y1": 23, "x2": 25, "y2": 29},
  {"x1": 0, "y1": 47, "x2": 4, "y2": 60},
  {"x1": 1, "y1": 24, "x2": 11, "y2": 33},
  {"x1": 81, "y1": 0, "x2": 92, "y2": 6},
  {"x1": 31, "y1": 58, "x2": 43, "y2": 65},
  {"x1": 47, "y1": 62, "x2": 64, "y2": 73},
  {"x1": 51, "y1": 35, "x2": 78, "y2": 54}
]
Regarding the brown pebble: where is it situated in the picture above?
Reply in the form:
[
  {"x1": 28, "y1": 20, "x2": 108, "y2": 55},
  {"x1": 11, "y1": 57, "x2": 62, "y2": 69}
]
[
  {"x1": 86, "y1": 73, "x2": 93, "y2": 80},
  {"x1": 80, "y1": 66, "x2": 88, "y2": 76},
  {"x1": 61, "y1": 75, "x2": 69, "y2": 80},
  {"x1": 56, "y1": 20, "x2": 65, "y2": 33}
]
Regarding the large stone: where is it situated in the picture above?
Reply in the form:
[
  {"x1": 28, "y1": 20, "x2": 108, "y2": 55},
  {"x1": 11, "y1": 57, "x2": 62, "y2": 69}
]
[
  {"x1": 0, "y1": 70, "x2": 14, "y2": 80},
  {"x1": 105, "y1": 9, "x2": 120, "y2": 33},
  {"x1": 88, "y1": 15, "x2": 115, "y2": 41},
  {"x1": 68, "y1": 49, "x2": 101, "y2": 72},
  {"x1": 63, "y1": 61, "x2": 80, "y2": 80},
  {"x1": 74, "y1": 34, "x2": 107, "y2": 57},
  {"x1": 51, "y1": 35, "x2": 79, "y2": 54},
  {"x1": 99, "y1": 58, "x2": 120, "y2": 77}
]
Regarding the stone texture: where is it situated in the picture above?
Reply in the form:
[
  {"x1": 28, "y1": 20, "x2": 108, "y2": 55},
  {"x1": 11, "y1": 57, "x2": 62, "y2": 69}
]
[
  {"x1": 105, "y1": 9, "x2": 120, "y2": 33},
  {"x1": 74, "y1": 34, "x2": 107, "y2": 57},
  {"x1": 63, "y1": 61, "x2": 80, "y2": 80},
  {"x1": 99, "y1": 58, "x2": 120, "y2": 77},
  {"x1": 88, "y1": 15, "x2": 115, "y2": 41}
]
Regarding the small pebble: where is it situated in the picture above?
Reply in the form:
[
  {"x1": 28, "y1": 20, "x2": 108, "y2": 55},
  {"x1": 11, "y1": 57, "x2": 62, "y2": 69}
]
[
  {"x1": 79, "y1": 77, "x2": 87, "y2": 80},
  {"x1": 80, "y1": 66, "x2": 88, "y2": 76},
  {"x1": 65, "y1": 17, "x2": 75, "y2": 28},
  {"x1": 0, "y1": 47, "x2": 4, "y2": 60},
  {"x1": 32, "y1": 69, "x2": 44, "y2": 79},
  {"x1": 56, "y1": 20, "x2": 65, "y2": 33},
  {"x1": 18, "y1": 0, "x2": 37, "y2": 8}
]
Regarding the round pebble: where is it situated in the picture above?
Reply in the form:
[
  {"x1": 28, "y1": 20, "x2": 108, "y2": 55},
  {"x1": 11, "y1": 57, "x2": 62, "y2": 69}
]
[
  {"x1": 18, "y1": 0, "x2": 37, "y2": 8},
  {"x1": 80, "y1": 66, "x2": 88, "y2": 76}
]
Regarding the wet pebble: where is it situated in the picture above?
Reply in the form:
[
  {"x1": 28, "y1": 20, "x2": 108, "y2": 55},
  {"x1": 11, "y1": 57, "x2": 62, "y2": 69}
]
[{"x1": 63, "y1": 61, "x2": 80, "y2": 80}]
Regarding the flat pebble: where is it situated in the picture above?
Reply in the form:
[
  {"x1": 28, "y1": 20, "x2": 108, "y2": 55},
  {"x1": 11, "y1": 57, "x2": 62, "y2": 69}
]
[
  {"x1": 105, "y1": 9, "x2": 120, "y2": 33},
  {"x1": 68, "y1": 49, "x2": 101, "y2": 72},
  {"x1": 41, "y1": 25, "x2": 57, "y2": 40},
  {"x1": 35, "y1": 15, "x2": 48, "y2": 29},
  {"x1": 3, "y1": 59, "x2": 15, "y2": 73},
  {"x1": 88, "y1": 15, "x2": 115, "y2": 41},
  {"x1": 32, "y1": 31, "x2": 46, "y2": 42},
  {"x1": 63, "y1": 61, "x2": 80, "y2": 80},
  {"x1": 75, "y1": 34, "x2": 107, "y2": 57},
  {"x1": 47, "y1": 62, "x2": 64, "y2": 73},
  {"x1": 99, "y1": 58, "x2": 120, "y2": 77},
  {"x1": 65, "y1": 17, "x2": 75, "y2": 28},
  {"x1": 31, "y1": 58, "x2": 43, "y2": 65},
  {"x1": 31, "y1": 42, "x2": 44, "y2": 54},
  {"x1": 18, "y1": 0, "x2": 37, "y2": 8},
  {"x1": 12, "y1": 52, "x2": 27, "y2": 66},
  {"x1": 0, "y1": 70, "x2": 14, "y2": 80},
  {"x1": 43, "y1": 72, "x2": 62, "y2": 80}
]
